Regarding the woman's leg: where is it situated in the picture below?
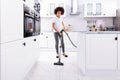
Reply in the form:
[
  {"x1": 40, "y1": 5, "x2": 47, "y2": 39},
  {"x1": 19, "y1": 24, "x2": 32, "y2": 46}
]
[
  {"x1": 54, "y1": 32, "x2": 59, "y2": 54},
  {"x1": 60, "y1": 34, "x2": 65, "y2": 53},
  {"x1": 60, "y1": 34, "x2": 68, "y2": 57}
]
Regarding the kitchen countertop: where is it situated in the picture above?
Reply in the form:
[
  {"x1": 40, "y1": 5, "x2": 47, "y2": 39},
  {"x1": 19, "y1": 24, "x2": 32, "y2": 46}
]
[
  {"x1": 79, "y1": 31, "x2": 120, "y2": 34},
  {"x1": 41, "y1": 31, "x2": 120, "y2": 34}
]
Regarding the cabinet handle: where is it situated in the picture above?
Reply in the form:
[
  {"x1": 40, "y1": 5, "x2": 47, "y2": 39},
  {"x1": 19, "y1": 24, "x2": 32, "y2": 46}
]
[
  {"x1": 22, "y1": 42, "x2": 26, "y2": 46},
  {"x1": 115, "y1": 37, "x2": 118, "y2": 40},
  {"x1": 34, "y1": 39, "x2": 37, "y2": 42}
]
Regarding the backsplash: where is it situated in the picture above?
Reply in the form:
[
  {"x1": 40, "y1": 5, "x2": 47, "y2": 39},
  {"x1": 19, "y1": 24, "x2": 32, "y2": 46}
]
[
  {"x1": 41, "y1": 17, "x2": 114, "y2": 32},
  {"x1": 41, "y1": 0, "x2": 114, "y2": 32}
]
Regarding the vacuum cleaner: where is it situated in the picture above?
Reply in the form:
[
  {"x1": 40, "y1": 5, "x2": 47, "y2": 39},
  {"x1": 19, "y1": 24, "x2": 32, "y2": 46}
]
[{"x1": 54, "y1": 29, "x2": 77, "y2": 66}]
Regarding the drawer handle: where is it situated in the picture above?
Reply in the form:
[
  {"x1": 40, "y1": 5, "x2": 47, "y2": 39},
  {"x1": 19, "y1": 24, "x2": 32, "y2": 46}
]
[
  {"x1": 34, "y1": 39, "x2": 37, "y2": 42},
  {"x1": 22, "y1": 42, "x2": 26, "y2": 46},
  {"x1": 115, "y1": 37, "x2": 118, "y2": 40}
]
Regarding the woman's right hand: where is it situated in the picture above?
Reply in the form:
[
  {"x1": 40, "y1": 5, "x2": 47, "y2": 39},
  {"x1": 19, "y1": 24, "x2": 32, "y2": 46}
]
[{"x1": 58, "y1": 32, "x2": 62, "y2": 36}]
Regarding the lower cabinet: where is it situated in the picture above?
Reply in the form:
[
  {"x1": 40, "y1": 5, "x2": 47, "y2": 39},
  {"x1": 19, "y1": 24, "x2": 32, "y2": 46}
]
[
  {"x1": 1, "y1": 40, "x2": 25, "y2": 80},
  {"x1": 118, "y1": 34, "x2": 120, "y2": 70},
  {"x1": 86, "y1": 34, "x2": 118, "y2": 70},
  {"x1": 39, "y1": 32, "x2": 78, "y2": 51},
  {"x1": 47, "y1": 33, "x2": 55, "y2": 48},
  {"x1": 39, "y1": 33, "x2": 48, "y2": 48},
  {"x1": 1, "y1": 37, "x2": 40, "y2": 80}
]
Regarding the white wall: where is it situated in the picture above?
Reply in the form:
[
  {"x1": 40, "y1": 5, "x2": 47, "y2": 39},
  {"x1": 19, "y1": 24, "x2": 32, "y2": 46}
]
[
  {"x1": 41, "y1": 0, "x2": 115, "y2": 32},
  {"x1": 117, "y1": 0, "x2": 120, "y2": 8}
]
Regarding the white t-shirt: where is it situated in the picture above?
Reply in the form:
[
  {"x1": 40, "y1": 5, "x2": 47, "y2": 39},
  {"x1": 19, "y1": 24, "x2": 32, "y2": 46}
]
[{"x1": 52, "y1": 17, "x2": 64, "y2": 32}]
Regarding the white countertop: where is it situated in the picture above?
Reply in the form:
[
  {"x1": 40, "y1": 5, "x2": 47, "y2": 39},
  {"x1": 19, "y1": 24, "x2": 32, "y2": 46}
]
[
  {"x1": 79, "y1": 31, "x2": 120, "y2": 34},
  {"x1": 41, "y1": 31, "x2": 120, "y2": 34}
]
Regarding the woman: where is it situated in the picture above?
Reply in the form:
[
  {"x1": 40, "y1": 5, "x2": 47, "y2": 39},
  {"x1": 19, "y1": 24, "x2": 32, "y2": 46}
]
[{"x1": 52, "y1": 7, "x2": 68, "y2": 58}]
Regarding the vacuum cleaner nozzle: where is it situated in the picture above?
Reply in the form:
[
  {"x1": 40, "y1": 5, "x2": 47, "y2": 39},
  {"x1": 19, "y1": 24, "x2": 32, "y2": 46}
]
[
  {"x1": 54, "y1": 58, "x2": 64, "y2": 66},
  {"x1": 54, "y1": 62, "x2": 64, "y2": 66}
]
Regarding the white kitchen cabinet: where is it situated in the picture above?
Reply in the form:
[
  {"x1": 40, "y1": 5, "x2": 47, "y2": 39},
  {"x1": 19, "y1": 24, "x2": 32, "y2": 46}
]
[
  {"x1": 1, "y1": 40, "x2": 26, "y2": 80},
  {"x1": 40, "y1": 1, "x2": 50, "y2": 17},
  {"x1": 39, "y1": 33, "x2": 55, "y2": 48},
  {"x1": 24, "y1": 0, "x2": 34, "y2": 9},
  {"x1": 1, "y1": 0, "x2": 23, "y2": 43},
  {"x1": 84, "y1": 3, "x2": 101, "y2": 17},
  {"x1": 1, "y1": 37, "x2": 40, "y2": 80},
  {"x1": 38, "y1": 32, "x2": 78, "y2": 52},
  {"x1": 84, "y1": 1, "x2": 117, "y2": 17},
  {"x1": 47, "y1": 33, "x2": 55, "y2": 48},
  {"x1": 77, "y1": 33, "x2": 86, "y2": 74},
  {"x1": 47, "y1": 32, "x2": 78, "y2": 50},
  {"x1": 102, "y1": 1, "x2": 117, "y2": 17},
  {"x1": 1, "y1": 46, "x2": 6, "y2": 80},
  {"x1": 40, "y1": 0, "x2": 66, "y2": 17},
  {"x1": 86, "y1": 34, "x2": 117, "y2": 70},
  {"x1": 118, "y1": 34, "x2": 120, "y2": 70},
  {"x1": 39, "y1": 33, "x2": 48, "y2": 48}
]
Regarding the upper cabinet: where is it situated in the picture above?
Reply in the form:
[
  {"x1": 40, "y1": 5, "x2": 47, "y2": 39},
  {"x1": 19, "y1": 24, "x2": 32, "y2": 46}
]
[
  {"x1": 24, "y1": 0, "x2": 34, "y2": 10},
  {"x1": 40, "y1": 1, "x2": 66, "y2": 17},
  {"x1": 84, "y1": 1, "x2": 117, "y2": 17},
  {"x1": 1, "y1": 0, "x2": 23, "y2": 43},
  {"x1": 118, "y1": 34, "x2": 120, "y2": 70}
]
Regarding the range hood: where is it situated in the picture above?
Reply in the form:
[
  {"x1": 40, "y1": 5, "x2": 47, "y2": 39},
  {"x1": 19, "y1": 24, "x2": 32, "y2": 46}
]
[{"x1": 70, "y1": 0, "x2": 79, "y2": 15}]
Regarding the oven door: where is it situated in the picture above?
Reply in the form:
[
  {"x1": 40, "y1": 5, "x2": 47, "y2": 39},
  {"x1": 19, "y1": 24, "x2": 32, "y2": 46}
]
[
  {"x1": 35, "y1": 19, "x2": 40, "y2": 35},
  {"x1": 24, "y1": 16, "x2": 34, "y2": 38}
]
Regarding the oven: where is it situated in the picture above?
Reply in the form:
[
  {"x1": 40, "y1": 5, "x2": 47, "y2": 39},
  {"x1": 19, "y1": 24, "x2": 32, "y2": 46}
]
[
  {"x1": 34, "y1": 11, "x2": 41, "y2": 36},
  {"x1": 24, "y1": 4, "x2": 35, "y2": 38}
]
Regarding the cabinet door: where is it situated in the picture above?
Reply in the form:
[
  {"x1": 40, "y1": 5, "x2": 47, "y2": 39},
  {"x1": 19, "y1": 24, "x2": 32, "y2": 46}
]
[
  {"x1": 84, "y1": 1, "x2": 117, "y2": 17},
  {"x1": 118, "y1": 34, "x2": 120, "y2": 70},
  {"x1": 39, "y1": 33, "x2": 48, "y2": 48},
  {"x1": 1, "y1": 0, "x2": 23, "y2": 43},
  {"x1": 25, "y1": 0, "x2": 34, "y2": 9},
  {"x1": 27, "y1": 37, "x2": 40, "y2": 63},
  {"x1": 40, "y1": 1, "x2": 66, "y2": 17},
  {"x1": 86, "y1": 34, "x2": 117, "y2": 70},
  {"x1": 1, "y1": 40, "x2": 27, "y2": 80},
  {"x1": 1, "y1": 45, "x2": 6, "y2": 80},
  {"x1": 85, "y1": 3, "x2": 102, "y2": 17},
  {"x1": 34, "y1": 36, "x2": 41, "y2": 59},
  {"x1": 96, "y1": 3, "x2": 102, "y2": 15},
  {"x1": 102, "y1": 1, "x2": 117, "y2": 17},
  {"x1": 84, "y1": 3, "x2": 93, "y2": 17},
  {"x1": 40, "y1": 1, "x2": 50, "y2": 17},
  {"x1": 47, "y1": 33, "x2": 55, "y2": 48}
]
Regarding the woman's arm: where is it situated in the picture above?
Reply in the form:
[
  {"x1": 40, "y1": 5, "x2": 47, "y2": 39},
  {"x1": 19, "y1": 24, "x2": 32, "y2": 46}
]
[{"x1": 62, "y1": 21, "x2": 66, "y2": 30}]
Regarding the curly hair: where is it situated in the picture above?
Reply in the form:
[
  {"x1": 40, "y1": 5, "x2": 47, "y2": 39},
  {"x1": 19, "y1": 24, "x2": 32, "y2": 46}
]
[{"x1": 54, "y1": 7, "x2": 64, "y2": 15}]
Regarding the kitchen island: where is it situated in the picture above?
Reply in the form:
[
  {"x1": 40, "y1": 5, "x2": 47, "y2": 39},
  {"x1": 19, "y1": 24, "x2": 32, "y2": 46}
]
[{"x1": 77, "y1": 31, "x2": 120, "y2": 74}]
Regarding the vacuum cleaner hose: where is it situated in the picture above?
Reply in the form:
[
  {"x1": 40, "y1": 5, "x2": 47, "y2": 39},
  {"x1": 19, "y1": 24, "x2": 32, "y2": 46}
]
[{"x1": 60, "y1": 29, "x2": 77, "y2": 48}]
